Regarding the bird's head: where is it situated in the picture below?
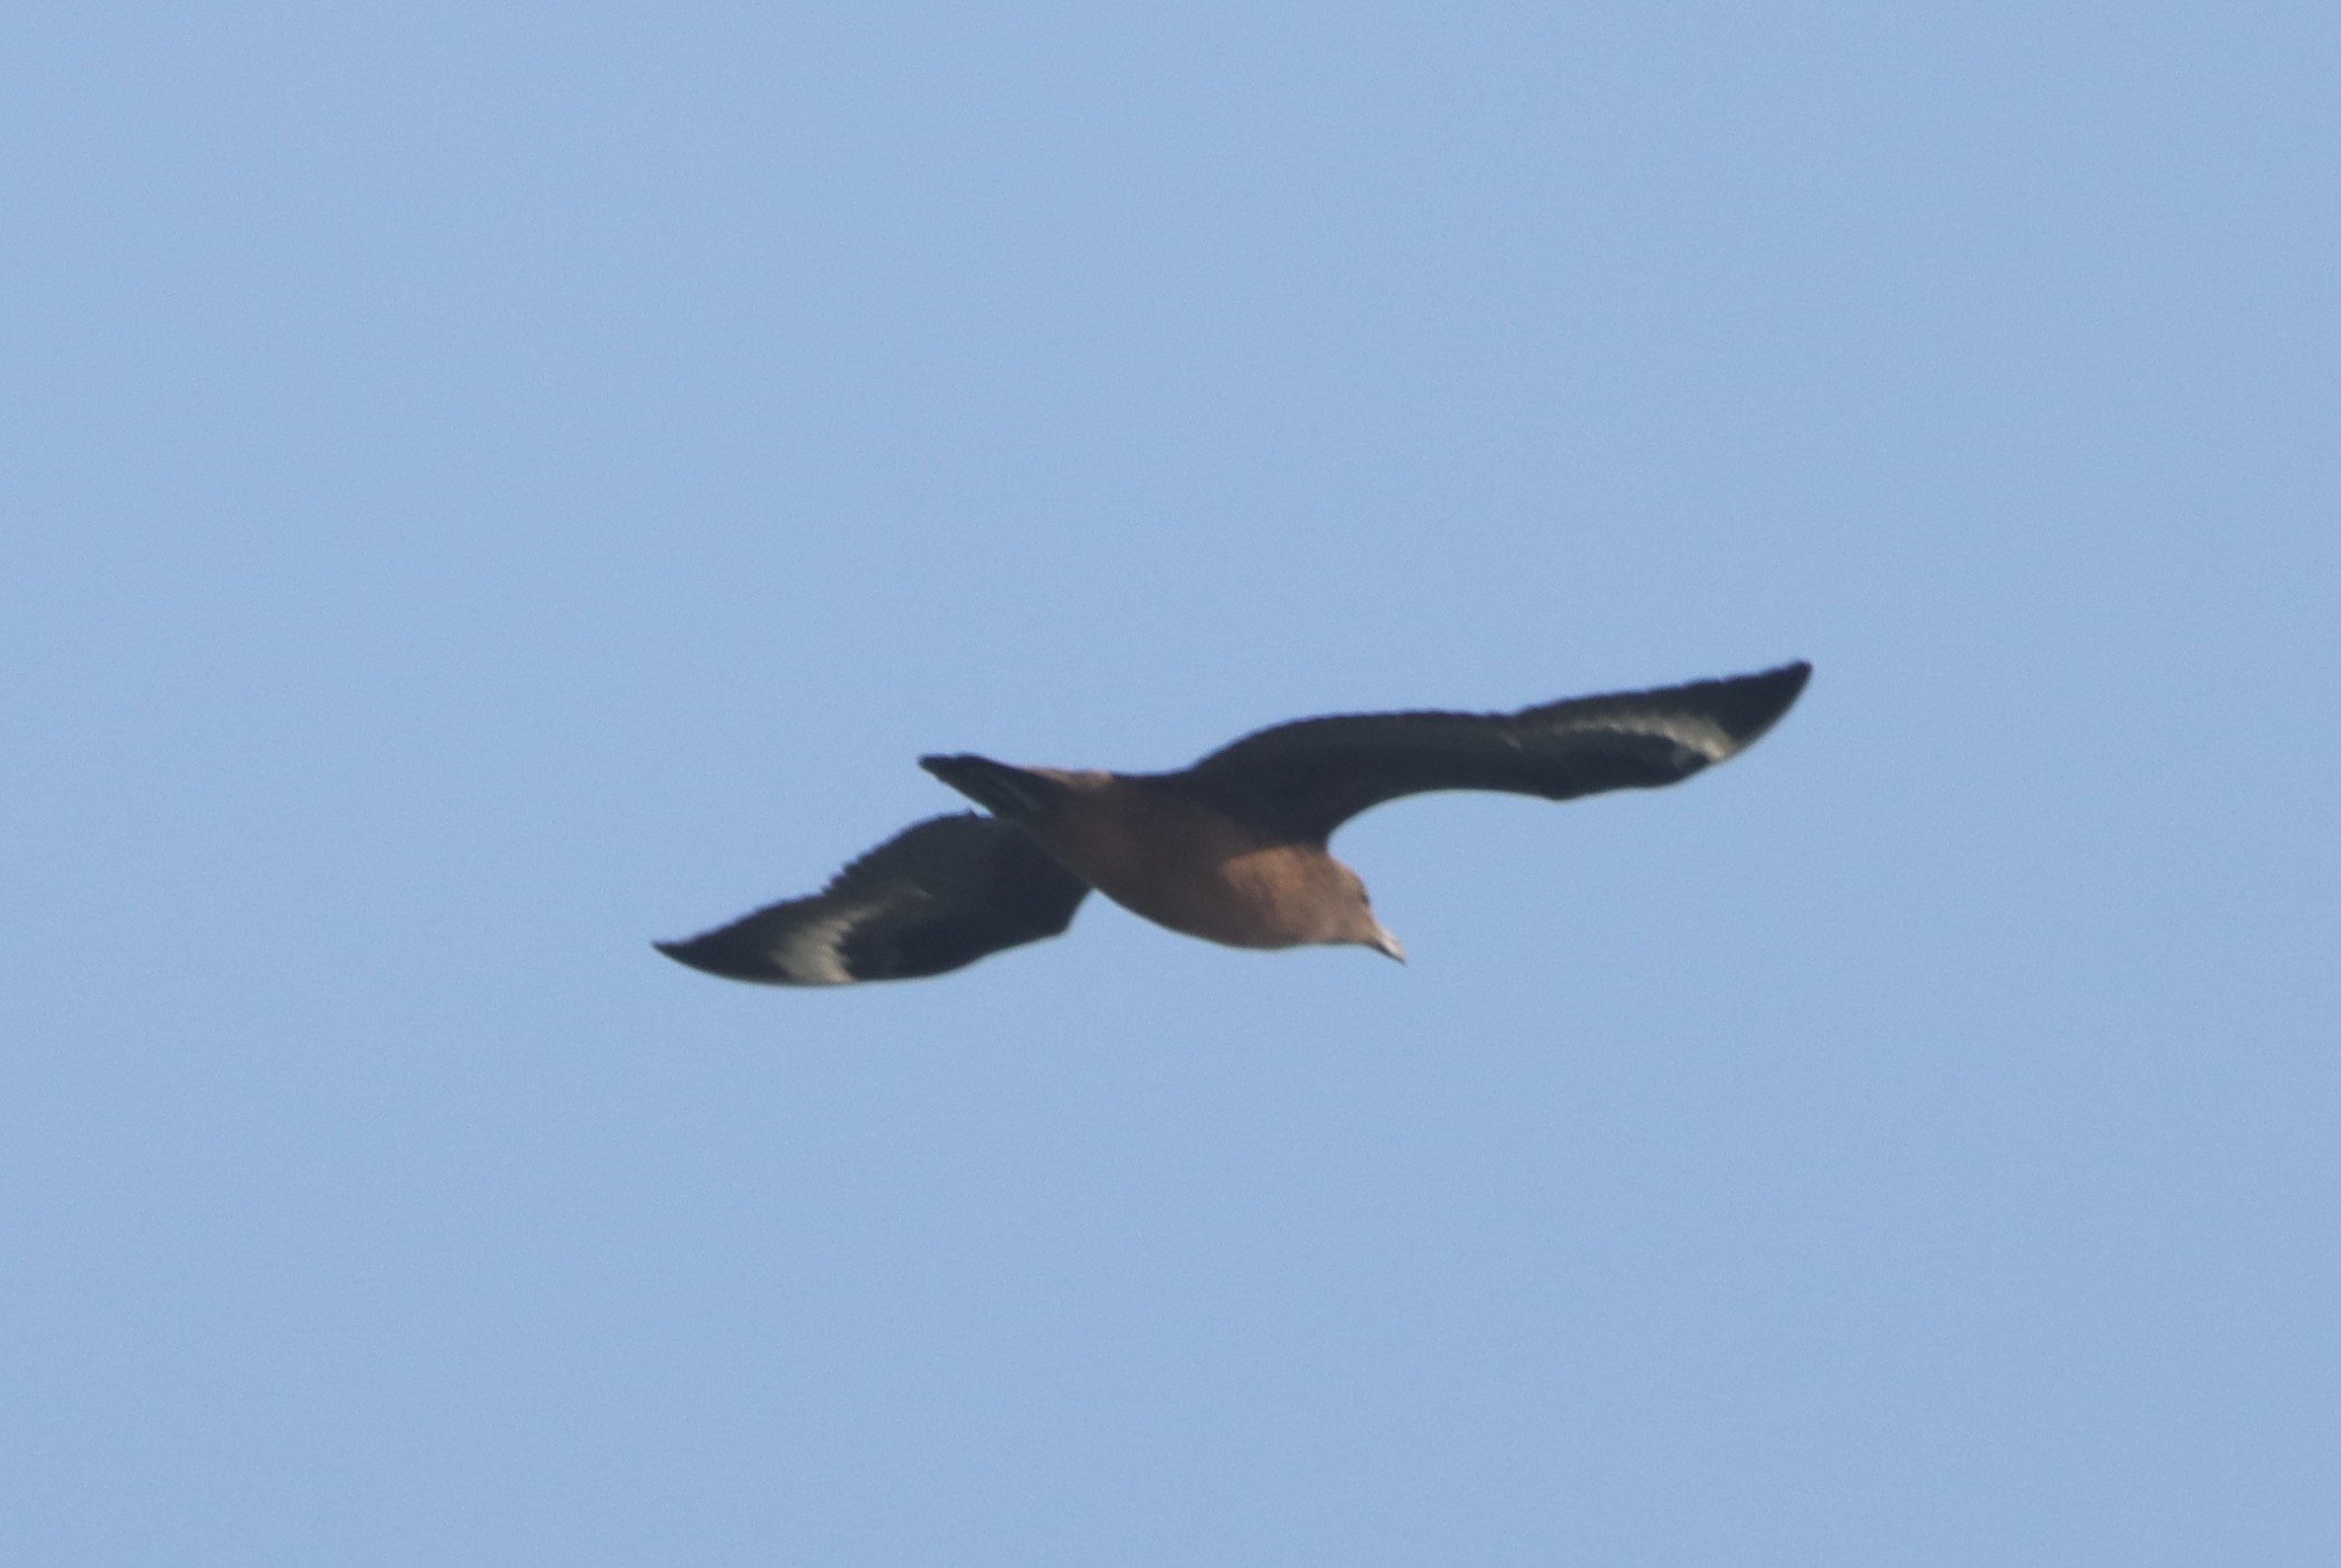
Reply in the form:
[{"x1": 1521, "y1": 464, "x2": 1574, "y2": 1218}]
[{"x1": 1324, "y1": 861, "x2": 1405, "y2": 964}]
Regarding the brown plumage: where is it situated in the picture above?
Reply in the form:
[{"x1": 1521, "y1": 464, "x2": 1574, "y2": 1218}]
[{"x1": 655, "y1": 660, "x2": 1810, "y2": 985}]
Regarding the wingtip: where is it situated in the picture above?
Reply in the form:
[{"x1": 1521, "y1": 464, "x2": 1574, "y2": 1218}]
[
  {"x1": 1720, "y1": 659, "x2": 1813, "y2": 745},
  {"x1": 653, "y1": 928, "x2": 800, "y2": 984},
  {"x1": 651, "y1": 936, "x2": 708, "y2": 971},
  {"x1": 1773, "y1": 657, "x2": 1813, "y2": 705}
]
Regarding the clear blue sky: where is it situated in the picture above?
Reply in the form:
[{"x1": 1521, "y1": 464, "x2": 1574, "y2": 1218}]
[{"x1": 7, "y1": 3, "x2": 2337, "y2": 1562}]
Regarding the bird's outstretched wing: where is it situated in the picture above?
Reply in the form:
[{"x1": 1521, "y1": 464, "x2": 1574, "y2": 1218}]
[
  {"x1": 1167, "y1": 661, "x2": 1811, "y2": 844},
  {"x1": 654, "y1": 813, "x2": 1091, "y2": 985}
]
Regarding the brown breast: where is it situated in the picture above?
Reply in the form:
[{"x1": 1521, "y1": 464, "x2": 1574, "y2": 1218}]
[{"x1": 1032, "y1": 776, "x2": 1352, "y2": 950}]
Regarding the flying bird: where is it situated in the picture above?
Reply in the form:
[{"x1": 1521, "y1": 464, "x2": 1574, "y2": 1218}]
[{"x1": 655, "y1": 660, "x2": 1810, "y2": 986}]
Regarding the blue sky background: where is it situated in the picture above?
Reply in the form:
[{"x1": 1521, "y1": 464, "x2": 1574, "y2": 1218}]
[{"x1": 6, "y1": 2, "x2": 2337, "y2": 1562}]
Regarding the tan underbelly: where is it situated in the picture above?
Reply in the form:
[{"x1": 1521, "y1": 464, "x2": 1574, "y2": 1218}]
[
  {"x1": 1028, "y1": 780, "x2": 1346, "y2": 950},
  {"x1": 1080, "y1": 844, "x2": 1326, "y2": 949}
]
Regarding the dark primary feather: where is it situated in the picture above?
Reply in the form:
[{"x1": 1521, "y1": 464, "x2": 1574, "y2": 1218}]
[
  {"x1": 1167, "y1": 661, "x2": 1811, "y2": 843},
  {"x1": 653, "y1": 812, "x2": 1090, "y2": 985}
]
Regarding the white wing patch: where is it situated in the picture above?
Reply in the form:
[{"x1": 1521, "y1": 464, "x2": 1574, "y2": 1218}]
[
  {"x1": 770, "y1": 901, "x2": 883, "y2": 986},
  {"x1": 1597, "y1": 710, "x2": 1738, "y2": 761}
]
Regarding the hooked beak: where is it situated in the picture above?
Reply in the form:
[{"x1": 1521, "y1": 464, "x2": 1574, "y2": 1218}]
[{"x1": 1367, "y1": 922, "x2": 1407, "y2": 964}]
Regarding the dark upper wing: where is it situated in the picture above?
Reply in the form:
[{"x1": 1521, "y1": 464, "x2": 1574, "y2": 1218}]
[
  {"x1": 1165, "y1": 661, "x2": 1811, "y2": 843},
  {"x1": 654, "y1": 813, "x2": 1091, "y2": 986}
]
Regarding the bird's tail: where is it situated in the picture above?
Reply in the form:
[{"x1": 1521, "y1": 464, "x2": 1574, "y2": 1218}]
[{"x1": 918, "y1": 754, "x2": 1067, "y2": 823}]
